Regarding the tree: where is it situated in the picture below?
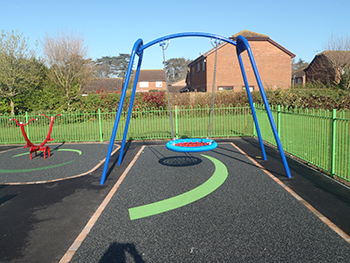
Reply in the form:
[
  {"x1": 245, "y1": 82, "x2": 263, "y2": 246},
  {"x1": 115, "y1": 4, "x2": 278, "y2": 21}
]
[
  {"x1": 94, "y1": 54, "x2": 132, "y2": 79},
  {"x1": 164, "y1": 57, "x2": 192, "y2": 84},
  {"x1": 41, "y1": 30, "x2": 93, "y2": 109},
  {"x1": 323, "y1": 33, "x2": 350, "y2": 89},
  {"x1": 114, "y1": 53, "x2": 131, "y2": 79},
  {"x1": 292, "y1": 58, "x2": 309, "y2": 73},
  {"x1": 94, "y1": 54, "x2": 133, "y2": 91},
  {"x1": 94, "y1": 56, "x2": 117, "y2": 78},
  {"x1": 0, "y1": 30, "x2": 44, "y2": 114}
]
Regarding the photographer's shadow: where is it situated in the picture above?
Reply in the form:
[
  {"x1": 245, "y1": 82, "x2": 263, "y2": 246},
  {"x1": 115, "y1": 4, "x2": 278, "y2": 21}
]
[{"x1": 99, "y1": 242, "x2": 145, "y2": 263}]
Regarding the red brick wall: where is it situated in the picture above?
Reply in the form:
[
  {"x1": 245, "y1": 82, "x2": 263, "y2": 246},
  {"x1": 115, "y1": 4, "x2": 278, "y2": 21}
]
[
  {"x1": 189, "y1": 61, "x2": 207, "y2": 92},
  {"x1": 192, "y1": 40, "x2": 293, "y2": 93}
]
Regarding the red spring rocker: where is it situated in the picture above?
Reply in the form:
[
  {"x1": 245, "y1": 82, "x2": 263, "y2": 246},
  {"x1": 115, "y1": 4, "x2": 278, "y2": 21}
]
[{"x1": 10, "y1": 114, "x2": 61, "y2": 160}]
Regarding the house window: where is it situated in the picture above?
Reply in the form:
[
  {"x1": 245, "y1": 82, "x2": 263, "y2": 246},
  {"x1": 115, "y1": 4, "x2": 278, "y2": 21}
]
[
  {"x1": 218, "y1": 86, "x2": 233, "y2": 91},
  {"x1": 192, "y1": 66, "x2": 195, "y2": 75},
  {"x1": 202, "y1": 60, "x2": 205, "y2": 71},
  {"x1": 139, "y1": 81, "x2": 149, "y2": 88},
  {"x1": 156, "y1": 81, "x2": 162, "y2": 87},
  {"x1": 197, "y1": 62, "x2": 200, "y2": 72},
  {"x1": 242, "y1": 86, "x2": 254, "y2": 92}
]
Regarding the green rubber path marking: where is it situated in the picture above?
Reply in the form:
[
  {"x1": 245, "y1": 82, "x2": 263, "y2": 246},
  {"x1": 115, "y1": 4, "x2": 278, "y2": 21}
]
[
  {"x1": 129, "y1": 154, "x2": 228, "y2": 220},
  {"x1": 0, "y1": 149, "x2": 82, "y2": 173},
  {"x1": 0, "y1": 160, "x2": 75, "y2": 173}
]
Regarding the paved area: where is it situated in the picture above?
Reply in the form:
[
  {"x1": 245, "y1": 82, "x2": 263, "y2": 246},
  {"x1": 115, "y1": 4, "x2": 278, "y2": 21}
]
[{"x1": 1, "y1": 138, "x2": 350, "y2": 262}]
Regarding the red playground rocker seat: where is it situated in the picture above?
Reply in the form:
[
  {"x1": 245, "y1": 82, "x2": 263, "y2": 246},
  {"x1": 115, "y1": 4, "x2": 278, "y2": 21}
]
[{"x1": 10, "y1": 114, "x2": 61, "y2": 160}]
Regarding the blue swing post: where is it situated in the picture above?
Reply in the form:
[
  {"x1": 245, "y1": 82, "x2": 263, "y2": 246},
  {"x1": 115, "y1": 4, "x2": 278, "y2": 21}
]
[
  {"x1": 99, "y1": 39, "x2": 143, "y2": 185},
  {"x1": 236, "y1": 44, "x2": 267, "y2": 161},
  {"x1": 236, "y1": 36, "x2": 292, "y2": 178},
  {"x1": 99, "y1": 32, "x2": 291, "y2": 185},
  {"x1": 117, "y1": 45, "x2": 144, "y2": 166}
]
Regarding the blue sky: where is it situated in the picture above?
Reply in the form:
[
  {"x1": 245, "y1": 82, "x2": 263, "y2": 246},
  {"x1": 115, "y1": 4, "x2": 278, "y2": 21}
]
[{"x1": 2, "y1": 0, "x2": 350, "y2": 69}]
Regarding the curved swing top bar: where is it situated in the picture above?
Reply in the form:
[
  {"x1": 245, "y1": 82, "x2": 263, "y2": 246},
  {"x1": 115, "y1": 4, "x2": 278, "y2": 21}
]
[
  {"x1": 99, "y1": 32, "x2": 292, "y2": 185},
  {"x1": 137, "y1": 32, "x2": 236, "y2": 54}
]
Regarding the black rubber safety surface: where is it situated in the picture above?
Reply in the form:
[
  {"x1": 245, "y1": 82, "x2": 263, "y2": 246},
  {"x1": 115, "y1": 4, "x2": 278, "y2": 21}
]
[
  {"x1": 71, "y1": 143, "x2": 350, "y2": 262},
  {"x1": 1, "y1": 138, "x2": 350, "y2": 263}
]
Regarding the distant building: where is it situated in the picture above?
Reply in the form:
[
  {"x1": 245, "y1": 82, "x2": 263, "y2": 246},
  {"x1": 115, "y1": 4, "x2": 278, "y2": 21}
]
[
  {"x1": 136, "y1": 70, "x2": 166, "y2": 92},
  {"x1": 292, "y1": 69, "x2": 306, "y2": 86},
  {"x1": 186, "y1": 30, "x2": 295, "y2": 92},
  {"x1": 169, "y1": 79, "x2": 188, "y2": 93},
  {"x1": 83, "y1": 78, "x2": 123, "y2": 94},
  {"x1": 305, "y1": 51, "x2": 350, "y2": 85}
]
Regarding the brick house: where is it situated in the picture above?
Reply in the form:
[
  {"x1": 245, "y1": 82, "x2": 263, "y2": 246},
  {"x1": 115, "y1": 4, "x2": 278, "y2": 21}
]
[
  {"x1": 186, "y1": 30, "x2": 295, "y2": 93},
  {"x1": 292, "y1": 69, "x2": 306, "y2": 86},
  {"x1": 136, "y1": 70, "x2": 166, "y2": 92},
  {"x1": 169, "y1": 78, "x2": 188, "y2": 93},
  {"x1": 304, "y1": 51, "x2": 350, "y2": 85},
  {"x1": 83, "y1": 78, "x2": 123, "y2": 94}
]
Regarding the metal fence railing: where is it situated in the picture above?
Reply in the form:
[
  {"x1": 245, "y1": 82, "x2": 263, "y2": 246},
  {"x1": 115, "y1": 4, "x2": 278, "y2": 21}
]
[
  {"x1": 255, "y1": 104, "x2": 350, "y2": 183},
  {"x1": 1, "y1": 104, "x2": 350, "y2": 183},
  {"x1": 0, "y1": 104, "x2": 253, "y2": 145}
]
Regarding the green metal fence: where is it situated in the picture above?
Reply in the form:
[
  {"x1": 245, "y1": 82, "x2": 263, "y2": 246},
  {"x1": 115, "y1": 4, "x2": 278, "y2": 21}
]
[
  {"x1": 1, "y1": 104, "x2": 350, "y2": 183},
  {"x1": 0, "y1": 104, "x2": 253, "y2": 145},
  {"x1": 255, "y1": 104, "x2": 350, "y2": 182}
]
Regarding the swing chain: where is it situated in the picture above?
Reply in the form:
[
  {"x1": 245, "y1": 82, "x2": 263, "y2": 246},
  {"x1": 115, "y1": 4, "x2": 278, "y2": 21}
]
[
  {"x1": 207, "y1": 39, "x2": 221, "y2": 139},
  {"x1": 160, "y1": 40, "x2": 175, "y2": 140},
  {"x1": 160, "y1": 40, "x2": 170, "y2": 50}
]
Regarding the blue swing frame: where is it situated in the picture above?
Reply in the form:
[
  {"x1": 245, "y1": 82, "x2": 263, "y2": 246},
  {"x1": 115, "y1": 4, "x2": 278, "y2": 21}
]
[{"x1": 99, "y1": 32, "x2": 292, "y2": 185}]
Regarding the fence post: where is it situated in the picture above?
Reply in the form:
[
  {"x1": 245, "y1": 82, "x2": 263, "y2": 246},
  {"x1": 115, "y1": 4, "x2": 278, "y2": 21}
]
[
  {"x1": 25, "y1": 111, "x2": 30, "y2": 140},
  {"x1": 331, "y1": 109, "x2": 337, "y2": 177},
  {"x1": 277, "y1": 105, "x2": 281, "y2": 134},
  {"x1": 252, "y1": 103, "x2": 257, "y2": 137},
  {"x1": 175, "y1": 106, "x2": 178, "y2": 139},
  {"x1": 98, "y1": 109, "x2": 103, "y2": 142}
]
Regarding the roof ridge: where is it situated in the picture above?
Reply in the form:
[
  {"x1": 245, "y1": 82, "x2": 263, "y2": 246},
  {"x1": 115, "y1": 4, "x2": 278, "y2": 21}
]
[{"x1": 232, "y1": 30, "x2": 269, "y2": 38}]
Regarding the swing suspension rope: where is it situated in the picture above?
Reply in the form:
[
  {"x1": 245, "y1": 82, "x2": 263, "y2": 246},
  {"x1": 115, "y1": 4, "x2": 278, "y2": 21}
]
[
  {"x1": 161, "y1": 39, "x2": 219, "y2": 152},
  {"x1": 207, "y1": 39, "x2": 220, "y2": 139},
  {"x1": 161, "y1": 41, "x2": 175, "y2": 140}
]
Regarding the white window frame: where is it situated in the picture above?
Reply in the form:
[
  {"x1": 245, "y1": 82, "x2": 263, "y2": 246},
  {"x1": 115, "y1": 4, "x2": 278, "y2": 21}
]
[
  {"x1": 156, "y1": 81, "x2": 162, "y2": 88},
  {"x1": 139, "y1": 81, "x2": 149, "y2": 88},
  {"x1": 243, "y1": 86, "x2": 254, "y2": 92},
  {"x1": 218, "y1": 86, "x2": 233, "y2": 91}
]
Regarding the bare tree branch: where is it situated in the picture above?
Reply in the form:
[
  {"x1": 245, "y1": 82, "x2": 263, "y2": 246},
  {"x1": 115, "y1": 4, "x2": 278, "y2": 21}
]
[{"x1": 41, "y1": 30, "x2": 93, "y2": 108}]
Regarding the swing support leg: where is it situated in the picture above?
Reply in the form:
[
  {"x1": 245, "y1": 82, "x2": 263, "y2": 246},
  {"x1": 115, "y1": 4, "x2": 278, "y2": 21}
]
[
  {"x1": 100, "y1": 39, "x2": 143, "y2": 185},
  {"x1": 117, "y1": 50, "x2": 144, "y2": 166},
  {"x1": 236, "y1": 36, "x2": 291, "y2": 178}
]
